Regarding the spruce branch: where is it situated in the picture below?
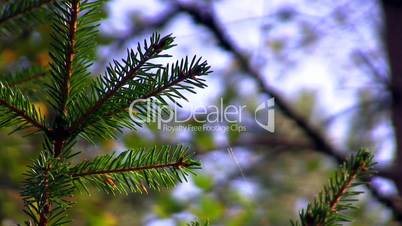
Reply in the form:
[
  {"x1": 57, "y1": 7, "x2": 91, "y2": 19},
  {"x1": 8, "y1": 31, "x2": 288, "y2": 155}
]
[
  {"x1": 0, "y1": 0, "x2": 54, "y2": 36},
  {"x1": 66, "y1": 34, "x2": 175, "y2": 135},
  {"x1": 133, "y1": 55, "x2": 210, "y2": 102},
  {"x1": 47, "y1": 0, "x2": 105, "y2": 117},
  {"x1": 0, "y1": 0, "x2": 51, "y2": 24},
  {"x1": 21, "y1": 152, "x2": 75, "y2": 226},
  {"x1": 44, "y1": 0, "x2": 106, "y2": 155},
  {"x1": 97, "y1": 56, "x2": 209, "y2": 129},
  {"x1": 38, "y1": 163, "x2": 50, "y2": 226},
  {"x1": 9, "y1": 72, "x2": 47, "y2": 87},
  {"x1": 47, "y1": 0, "x2": 80, "y2": 116},
  {"x1": 104, "y1": 55, "x2": 210, "y2": 124},
  {"x1": 58, "y1": 0, "x2": 79, "y2": 116},
  {"x1": 291, "y1": 149, "x2": 375, "y2": 226},
  {"x1": 0, "y1": 1, "x2": 210, "y2": 225},
  {"x1": 64, "y1": 37, "x2": 210, "y2": 142},
  {"x1": 0, "y1": 66, "x2": 48, "y2": 88},
  {"x1": 187, "y1": 221, "x2": 210, "y2": 226},
  {"x1": 0, "y1": 82, "x2": 48, "y2": 132},
  {"x1": 70, "y1": 145, "x2": 200, "y2": 194}
]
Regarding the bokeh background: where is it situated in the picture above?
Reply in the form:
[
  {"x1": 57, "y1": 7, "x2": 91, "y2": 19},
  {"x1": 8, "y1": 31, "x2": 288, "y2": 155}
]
[{"x1": 1, "y1": 0, "x2": 402, "y2": 225}]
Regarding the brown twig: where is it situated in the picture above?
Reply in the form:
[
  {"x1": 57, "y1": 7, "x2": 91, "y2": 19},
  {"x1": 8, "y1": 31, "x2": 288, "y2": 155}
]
[
  {"x1": 329, "y1": 171, "x2": 358, "y2": 212},
  {"x1": 0, "y1": 98, "x2": 47, "y2": 132},
  {"x1": 382, "y1": 0, "x2": 402, "y2": 204},
  {"x1": 38, "y1": 164, "x2": 51, "y2": 226},
  {"x1": 59, "y1": 0, "x2": 79, "y2": 115},
  {"x1": 7, "y1": 72, "x2": 47, "y2": 87},
  {"x1": 37, "y1": 1, "x2": 79, "y2": 225}
]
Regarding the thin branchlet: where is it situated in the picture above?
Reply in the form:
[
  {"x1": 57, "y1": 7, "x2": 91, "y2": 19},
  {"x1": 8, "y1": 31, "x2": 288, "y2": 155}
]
[
  {"x1": 0, "y1": 82, "x2": 48, "y2": 133},
  {"x1": 65, "y1": 34, "x2": 175, "y2": 135},
  {"x1": 71, "y1": 158, "x2": 191, "y2": 178},
  {"x1": 8, "y1": 72, "x2": 48, "y2": 87},
  {"x1": 68, "y1": 146, "x2": 200, "y2": 195},
  {"x1": 66, "y1": 53, "x2": 152, "y2": 133},
  {"x1": 59, "y1": 0, "x2": 80, "y2": 116},
  {"x1": 0, "y1": 0, "x2": 53, "y2": 25},
  {"x1": 38, "y1": 163, "x2": 51, "y2": 226},
  {"x1": 292, "y1": 150, "x2": 374, "y2": 226},
  {"x1": 51, "y1": 0, "x2": 80, "y2": 158},
  {"x1": 328, "y1": 170, "x2": 358, "y2": 212},
  {"x1": 0, "y1": 99, "x2": 47, "y2": 131}
]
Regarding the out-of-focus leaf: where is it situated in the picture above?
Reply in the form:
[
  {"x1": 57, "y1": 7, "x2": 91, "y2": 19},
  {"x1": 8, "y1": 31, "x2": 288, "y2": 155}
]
[
  {"x1": 193, "y1": 174, "x2": 214, "y2": 192},
  {"x1": 195, "y1": 195, "x2": 224, "y2": 221},
  {"x1": 154, "y1": 194, "x2": 185, "y2": 218},
  {"x1": 122, "y1": 132, "x2": 151, "y2": 149}
]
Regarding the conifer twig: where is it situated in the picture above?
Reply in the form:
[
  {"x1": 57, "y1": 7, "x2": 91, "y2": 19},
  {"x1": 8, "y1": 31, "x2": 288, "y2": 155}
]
[
  {"x1": 8, "y1": 72, "x2": 47, "y2": 87},
  {"x1": 59, "y1": 0, "x2": 79, "y2": 115},
  {"x1": 66, "y1": 35, "x2": 173, "y2": 135},
  {"x1": 0, "y1": 0, "x2": 52, "y2": 26},
  {"x1": 38, "y1": 164, "x2": 50, "y2": 226},
  {"x1": 70, "y1": 146, "x2": 201, "y2": 194},
  {"x1": 71, "y1": 158, "x2": 191, "y2": 177},
  {"x1": 291, "y1": 149, "x2": 374, "y2": 226},
  {"x1": 0, "y1": 98, "x2": 47, "y2": 131},
  {"x1": 0, "y1": 82, "x2": 48, "y2": 132},
  {"x1": 2, "y1": 1, "x2": 209, "y2": 225}
]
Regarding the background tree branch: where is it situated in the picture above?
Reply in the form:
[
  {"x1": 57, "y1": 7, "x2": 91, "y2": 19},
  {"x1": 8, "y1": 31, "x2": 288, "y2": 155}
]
[{"x1": 172, "y1": 0, "x2": 402, "y2": 222}]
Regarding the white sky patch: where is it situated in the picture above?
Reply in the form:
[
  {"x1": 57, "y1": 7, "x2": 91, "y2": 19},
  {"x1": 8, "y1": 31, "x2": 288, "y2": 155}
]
[
  {"x1": 146, "y1": 218, "x2": 175, "y2": 226},
  {"x1": 294, "y1": 197, "x2": 309, "y2": 214},
  {"x1": 372, "y1": 121, "x2": 395, "y2": 166},
  {"x1": 231, "y1": 179, "x2": 259, "y2": 200},
  {"x1": 163, "y1": 16, "x2": 234, "y2": 110},
  {"x1": 172, "y1": 179, "x2": 202, "y2": 202},
  {"x1": 267, "y1": 56, "x2": 357, "y2": 143},
  {"x1": 102, "y1": 0, "x2": 167, "y2": 34},
  {"x1": 372, "y1": 177, "x2": 398, "y2": 197},
  {"x1": 164, "y1": 14, "x2": 202, "y2": 39},
  {"x1": 214, "y1": 0, "x2": 266, "y2": 50},
  {"x1": 375, "y1": 138, "x2": 395, "y2": 166},
  {"x1": 215, "y1": 0, "x2": 266, "y2": 22}
]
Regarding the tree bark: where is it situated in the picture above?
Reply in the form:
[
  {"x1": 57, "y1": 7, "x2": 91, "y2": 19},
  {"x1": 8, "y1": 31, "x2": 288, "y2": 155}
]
[{"x1": 382, "y1": 0, "x2": 402, "y2": 193}]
